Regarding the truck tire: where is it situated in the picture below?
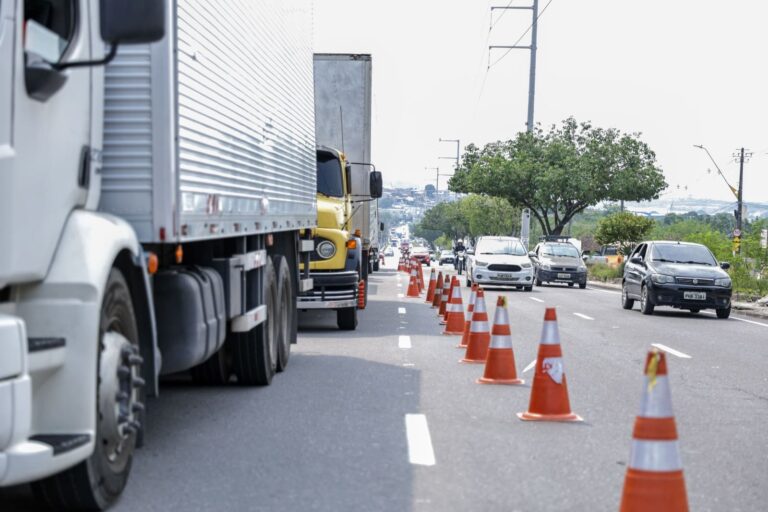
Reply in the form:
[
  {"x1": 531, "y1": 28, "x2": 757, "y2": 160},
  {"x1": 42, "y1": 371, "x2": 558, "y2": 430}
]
[
  {"x1": 273, "y1": 255, "x2": 293, "y2": 372},
  {"x1": 190, "y1": 346, "x2": 231, "y2": 385},
  {"x1": 232, "y1": 259, "x2": 278, "y2": 385},
  {"x1": 32, "y1": 269, "x2": 142, "y2": 511},
  {"x1": 337, "y1": 307, "x2": 358, "y2": 330}
]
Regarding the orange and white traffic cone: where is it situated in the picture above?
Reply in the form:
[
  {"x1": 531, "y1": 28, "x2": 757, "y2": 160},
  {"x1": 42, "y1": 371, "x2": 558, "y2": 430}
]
[
  {"x1": 517, "y1": 308, "x2": 582, "y2": 422},
  {"x1": 437, "y1": 276, "x2": 451, "y2": 319},
  {"x1": 417, "y1": 260, "x2": 425, "y2": 292},
  {"x1": 406, "y1": 263, "x2": 421, "y2": 298},
  {"x1": 443, "y1": 277, "x2": 465, "y2": 335},
  {"x1": 460, "y1": 288, "x2": 491, "y2": 363},
  {"x1": 457, "y1": 283, "x2": 478, "y2": 349},
  {"x1": 477, "y1": 296, "x2": 524, "y2": 385},
  {"x1": 619, "y1": 349, "x2": 688, "y2": 512},
  {"x1": 431, "y1": 272, "x2": 444, "y2": 308},
  {"x1": 440, "y1": 276, "x2": 457, "y2": 325},
  {"x1": 425, "y1": 269, "x2": 437, "y2": 303}
]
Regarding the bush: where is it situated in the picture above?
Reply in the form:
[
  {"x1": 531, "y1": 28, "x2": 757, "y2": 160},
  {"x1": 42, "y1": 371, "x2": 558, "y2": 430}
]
[{"x1": 588, "y1": 263, "x2": 623, "y2": 282}]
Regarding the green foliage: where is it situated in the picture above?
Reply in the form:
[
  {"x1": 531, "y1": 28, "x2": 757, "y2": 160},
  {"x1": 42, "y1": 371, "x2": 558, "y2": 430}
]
[
  {"x1": 416, "y1": 195, "x2": 519, "y2": 243},
  {"x1": 588, "y1": 263, "x2": 623, "y2": 281},
  {"x1": 449, "y1": 118, "x2": 667, "y2": 235},
  {"x1": 595, "y1": 212, "x2": 655, "y2": 255},
  {"x1": 418, "y1": 201, "x2": 469, "y2": 240}
]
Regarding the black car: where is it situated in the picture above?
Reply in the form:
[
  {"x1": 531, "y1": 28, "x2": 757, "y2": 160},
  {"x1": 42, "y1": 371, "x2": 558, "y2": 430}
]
[{"x1": 622, "y1": 241, "x2": 732, "y2": 318}]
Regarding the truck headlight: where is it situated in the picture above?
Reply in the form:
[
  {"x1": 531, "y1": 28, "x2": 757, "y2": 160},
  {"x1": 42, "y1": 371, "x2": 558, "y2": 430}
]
[
  {"x1": 715, "y1": 277, "x2": 732, "y2": 287},
  {"x1": 316, "y1": 241, "x2": 336, "y2": 259},
  {"x1": 651, "y1": 273, "x2": 675, "y2": 284}
]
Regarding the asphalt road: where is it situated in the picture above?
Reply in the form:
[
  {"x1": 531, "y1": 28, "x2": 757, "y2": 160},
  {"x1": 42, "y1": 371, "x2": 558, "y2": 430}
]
[{"x1": 4, "y1": 258, "x2": 767, "y2": 511}]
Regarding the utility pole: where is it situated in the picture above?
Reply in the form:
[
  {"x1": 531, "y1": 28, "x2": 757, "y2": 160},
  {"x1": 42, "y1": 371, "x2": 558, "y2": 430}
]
[
  {"x1": 489, "y1": 0, "x2": 539, "y2": 132},
  {"x1": 425, "y1": 166, "x2": 440, "y2": 196},
  {"x1": 731, "y1": 148, "x2": 752, "y2": 253},
  {"x1": 438, "y1": 138, "x2": 460, "y2": 171}
]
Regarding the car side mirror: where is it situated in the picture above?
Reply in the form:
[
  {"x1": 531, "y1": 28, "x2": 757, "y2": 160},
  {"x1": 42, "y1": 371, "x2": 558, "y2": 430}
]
[
  {"x1": 369, "y1": 171, "x2": 383, "y2": 199},
  {"x1": 101, "y1": 0, "x2": 166, "y2": 44},
  {"x1": 582, "y1": 255, "x2": 588, "y2": 261},
  {"x1": 467, "y1": 249, "x2": 474, "y2": 255},
  {"x1": 631, "y1": 256, "x2": 643, "y2": 264},
  {"x1": 380, "y1": 222, "x2": 385, "y2": 231},
  {"x1": 720, "y1": 261, "x2": 731, "y2": 270},
  {"x1": 528, "y1": 251, "x2": 537, "y2": 258}
]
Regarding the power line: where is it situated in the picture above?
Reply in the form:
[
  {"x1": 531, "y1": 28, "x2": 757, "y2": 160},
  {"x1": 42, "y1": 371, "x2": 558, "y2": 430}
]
[
  {"x1": 489, "y1": 0, "x2": 516, "y2": 31},
  {"x1": 488, "y1": 0, "x2": 554, "y2": 70}
]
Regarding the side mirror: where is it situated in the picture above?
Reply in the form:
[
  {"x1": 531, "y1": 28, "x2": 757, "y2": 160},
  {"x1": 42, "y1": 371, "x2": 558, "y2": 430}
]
[
  {"x1": 369, "y1": 171, "x2": 383, "y2": 199},
  {"x1": 528, "y1": 251, "x2": 537, "y2": 259},
  {"x1": 631, "y1": 256, "x2": 643, "y2": 264},
  {"x1": 582, "y1": 255, "x2": 588, "y2": 261},
  {"x1": 380, "y1": 222, "x2": 385, "y2": 231},
  {"x1": 720, "y1": 261, "x2": 731, "y2": 270},
  {"x1": 467, "y1": 249, "x2": 474, "y2": 256},
  {"x1": 101, "y1": 0, "x2": 166, "y2": 44},
  {"x1": 25, "y1": 53, "x2": 68, "y2": 101}
]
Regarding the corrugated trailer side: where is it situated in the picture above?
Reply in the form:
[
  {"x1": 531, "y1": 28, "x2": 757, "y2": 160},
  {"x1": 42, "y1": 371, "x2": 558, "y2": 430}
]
[{"x1": 101, "y1": 0, "x2": 316, "y2": 243}]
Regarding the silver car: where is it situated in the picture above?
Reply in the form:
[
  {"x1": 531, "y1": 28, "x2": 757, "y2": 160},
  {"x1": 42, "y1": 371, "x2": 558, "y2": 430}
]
[{"x1": 466, "y1": 236, "x2": 534, "y2": 291}]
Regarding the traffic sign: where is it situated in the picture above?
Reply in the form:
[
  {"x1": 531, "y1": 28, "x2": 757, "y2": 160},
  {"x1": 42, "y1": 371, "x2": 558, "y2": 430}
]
[
  {"x1": 733, "y1": 229, "x2": 742, "y2": 237},
  {"x1": 761, "y1": 229, "x2": 768, "y2": 249}
]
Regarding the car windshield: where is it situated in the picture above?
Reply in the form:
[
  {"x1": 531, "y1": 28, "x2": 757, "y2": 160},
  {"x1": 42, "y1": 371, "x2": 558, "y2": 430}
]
[
  {"x1": 650, "y1": 244, "x2": 717, "y2": 265},
  {"x1": 540, "y1": 244, "x2": 580, "y2": 258},
  {"x1": 477, "y1": 239, "x2": 526, "y2": 256}
]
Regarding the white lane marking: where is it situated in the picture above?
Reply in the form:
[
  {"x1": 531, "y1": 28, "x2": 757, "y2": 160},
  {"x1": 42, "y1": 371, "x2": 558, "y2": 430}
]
[
  {"x1": 651, "y1": 343, "x2": 692, "y2": 359},
  {"x1": 403, "y1": 363, "x2": 415, "y2": 367},
  {"x1": 397, "y1": 293, "x2": 404, "y2": 298},
  {"x1": 701, "y1": 311, "x2": 768, "y2": 328},
  {"x1": 588, "y1": 287, "x2": 620, "y2": 295},
  {"x1": 529, "y1": 297, "x2": 544, "y2": 303},
  {"x1": 405, "y1": 414, "x2": 436, "y2": 466},
  {"x1": 523, "y1": 359, "x2": 537, "y2": 373},
  {"x1": 573, "y1": 313, "x2": 594, "y2": 320},
  {"x1": 398, "y1": 307, "x2": 407, "y2": 315},
  {"x1": 399, "y1": 335, "x2": 412, "y2": 349},
  {"x1": 397, "y1": 283, "x2": 403, "y2": 288}
]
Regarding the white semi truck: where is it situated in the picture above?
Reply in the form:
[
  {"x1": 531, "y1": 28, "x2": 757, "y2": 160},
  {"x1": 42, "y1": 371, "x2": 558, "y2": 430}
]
[
  {"x1": 0, "y1": 0, "x2": 315, "y2": 509},
  {"x1": 313, "y1": 54, "x2": 382, "y2": 276}
]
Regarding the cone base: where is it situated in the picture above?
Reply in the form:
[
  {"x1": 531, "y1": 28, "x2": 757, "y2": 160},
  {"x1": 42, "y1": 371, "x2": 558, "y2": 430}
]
[
  {"x1": 516, "y1": 411, "x2": 583, "y2": 422},
  {"x1": 443, "y1": 330, "x2": 463, "y2": 336},
  {"x1": 620, "y1": 469, "x2": 688, "y2": 512},
  {"x1": 477, "y1": 377, "x2": 525, "y2": 385},
  {"x1": 439, "y1": 319, "x2": 447, "y2": 325},
  {"x1": 459, "y1": 358, "x2": 485, "y2": 364}
]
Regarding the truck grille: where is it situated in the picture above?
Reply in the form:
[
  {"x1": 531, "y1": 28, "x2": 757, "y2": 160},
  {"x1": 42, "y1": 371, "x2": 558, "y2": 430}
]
[
  {"x1": 675, "y1": 277, "x2": 714, "y2": 286},
  {"x1": 488, "y1": 264, "x2": 522, "y2": 272}
]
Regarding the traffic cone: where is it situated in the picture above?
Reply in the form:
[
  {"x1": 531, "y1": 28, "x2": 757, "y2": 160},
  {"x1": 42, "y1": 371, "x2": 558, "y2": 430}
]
[
  {"x1": 619, "y1": 350, "x2": 688, "y2": 512},
  {"x1": 440, "y1": 276, "x2": 457, "y2": 325},
  {"x1": 437, "y1": 276, "x2": 450, "y2": 318},
  {"x1": 431, "y1": 272, "x2": 444, "y2": 308},
  {"x1": 477, "y1": 296, "x2": 524, "y2": 385},
  {"x1": 443, "y1": 277, "x2": 465, "y2": 335},
  {"x1": 417, "y1": 260, "x2": 425, "y2": 292},
  {"x1": 460, "y1": 289, "x2": 491, "y2": 363},
  {"x1": 457, "y1": 283, "x2": 478, "y2": 348},
  {"x1": 425, "y1": 269, "x2": 437, "y2": 303},
  {"x1": 406, "y1": 263, "x2": 421, "y2": 298},
  {"x1": 517, "y1": 308, "x2": 582, "y2": 422}
]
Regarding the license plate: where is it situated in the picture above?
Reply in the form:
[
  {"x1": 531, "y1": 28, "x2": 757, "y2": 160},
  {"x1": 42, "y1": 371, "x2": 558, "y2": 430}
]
[
  {"x1": 684, "y1": 291, "x2": 706, "y2": 300},
  {"x1": 496, "y1": 273, "x2": 517, "y2": 280},
  {"x1": 557, "y1": 273, "x2": 571, "y2": 279}
]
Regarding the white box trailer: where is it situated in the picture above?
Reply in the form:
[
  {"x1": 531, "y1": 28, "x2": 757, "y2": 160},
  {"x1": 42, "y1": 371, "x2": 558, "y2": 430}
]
[
  {"x1": 0, "y1": 0, "x2": 315, "y2": 507},
  {"x1": 313, "y1": 53, "x2": 381, "y2": 273}
]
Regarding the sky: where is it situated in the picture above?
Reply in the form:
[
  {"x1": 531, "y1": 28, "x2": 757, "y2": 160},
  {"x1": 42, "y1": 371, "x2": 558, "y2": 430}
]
[{"x1": 312, "y1": 0, "x2": 768, "y2": 204}]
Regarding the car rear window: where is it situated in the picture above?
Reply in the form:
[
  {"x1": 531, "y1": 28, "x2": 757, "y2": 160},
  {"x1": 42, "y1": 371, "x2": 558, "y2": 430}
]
[{"x1": 650, "y1": 244, "x2": 717, "y2": 266}]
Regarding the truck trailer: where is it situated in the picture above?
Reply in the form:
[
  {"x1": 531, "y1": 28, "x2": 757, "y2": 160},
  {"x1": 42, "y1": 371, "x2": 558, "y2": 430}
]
[{"x1": 0, "y1": 0, "x2": 315, "y2": 508}]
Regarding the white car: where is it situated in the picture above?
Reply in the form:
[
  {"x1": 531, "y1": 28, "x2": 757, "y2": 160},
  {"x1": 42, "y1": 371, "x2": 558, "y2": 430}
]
[{"x1": 466, "y1": 236, "x2": 534, "y2": 291}]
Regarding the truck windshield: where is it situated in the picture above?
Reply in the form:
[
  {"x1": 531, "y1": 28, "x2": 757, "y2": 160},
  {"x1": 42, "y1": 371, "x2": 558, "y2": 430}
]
[
  {"x1": 316, "y1": 153, "x2": 344, "y2": 198},
  {"x1": 477, "y1": 239, "x2": 526, "y2": 256},
  {"x1": 650, "y1": 244, "x2": 717, "y2": 265}
]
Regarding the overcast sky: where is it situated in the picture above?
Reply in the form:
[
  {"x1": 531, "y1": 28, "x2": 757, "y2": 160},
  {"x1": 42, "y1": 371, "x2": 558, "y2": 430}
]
[{"x1": 313, "y1": 0, "x2": 768, "y2": 204}]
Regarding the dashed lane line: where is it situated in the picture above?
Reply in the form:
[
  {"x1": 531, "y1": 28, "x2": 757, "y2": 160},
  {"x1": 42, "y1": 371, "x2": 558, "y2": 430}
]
[
  {"x1": 529, "y1": 297, "x2": 544, "y2": 303},
  {"x1": 399, "y1": 335, "x2": 412, "y2": 349},
  {"x1": 405, "y1": 414, "x2": 436, "y2": 466},
  {"x1": 397, "y1": 293, "x2": 404, "y2": 299},
  {"x1": 398, "y1": 307, "x2": 407, "y2": 315},
  {"x1": 573, "y1": 313, "x2": 594, "y2": 320},
  {"x1": 523, "y1": 359, "x2": 537, "y2": 373},
  {"x1": 651, "y1": 343, "x2": 692, "y2": 359}
]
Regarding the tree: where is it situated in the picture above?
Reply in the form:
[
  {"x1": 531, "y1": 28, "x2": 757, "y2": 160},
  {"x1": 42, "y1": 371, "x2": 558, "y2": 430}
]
[
  {"x1": 417, "y1": 201, "x2": 469, "y2": 241},
  {"x1": 449, "y1": 118, "x2": 667, "y2": 235},
  {"x1": 595, "y1": 212, "x2": 655, "y2": 254},
  {"x1": 460, "y1": 195, "x2": 519, "y2": 240}
]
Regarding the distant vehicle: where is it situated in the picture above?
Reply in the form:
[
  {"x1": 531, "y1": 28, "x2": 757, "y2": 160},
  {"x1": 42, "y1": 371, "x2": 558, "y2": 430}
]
[
  {"x1": 439, "y1": 252, "x2": 455, "y2": 266},
  {"x1": 412, "y1": 246, "x2": 431, "y2": 265},
  {"x1": 455, "y1": 249, "x2": 467, "y2": 275},
  {"x1": 384, "y1": 247, "x2": 395, "y2": 257},
  {"x1": 530, "y1": 241, "x2": 588, "y2": 288},
  {"x1": 429, "y1": 250, "x2": 436, "y2": 262},
  {"x1": 621, "y1": 241, "x2": 732, "y2": 318},
  {"x1": 466, "y1": 237, "x2": 534, "y2": 291},
  {"x1": 585, "y1": 245, "x2": 624, "y2": 268}
]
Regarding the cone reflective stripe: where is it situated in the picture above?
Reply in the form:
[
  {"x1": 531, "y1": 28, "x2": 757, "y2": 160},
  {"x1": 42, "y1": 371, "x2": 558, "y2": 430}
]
[
  {"x1": 357, "y1": 280, "x2": 366, "y2": 309},
  {"x1": 478, "y1": 296, "x2": 524, "y2": 385},
  {"x1": 425, "y1": 269, "x2": 437, "y2": 303},
  {"x1": 460, "y1": 289, "x2": 491, "y2": 363},
  {"x1": 440, "y1": 276, "x2": 456, "y2": 324},
  {"x1": 432, "y1": 272, "x2": 444, "y2": 308},
  {"x1": 438, "y1": 276, "x2": 451, "y2": 318},
  {"x1": 620, "y1": 350, "x2": 688, "y2": 512},
  {"x1": 457, "y1": 284, "x2": 478, "y2": 349},
  {"x1": 442, "y1": 277, "x2": 465, "y2": 335},
  {"x1": 406, "y1": 263, "x2": 421, "y2": 298},
  {"x1": 517, "y1": 308, "x2": 582, "y2": 421}
]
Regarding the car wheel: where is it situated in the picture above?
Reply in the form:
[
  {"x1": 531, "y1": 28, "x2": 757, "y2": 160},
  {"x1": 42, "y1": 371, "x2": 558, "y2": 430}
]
[
  {"x1": 621, "y1": 284, "x2": 635, "y2": 310},
  {"x1": 716, "y1": 307, "x2": 731, "y2": 319},
  {"x1": 515, "y1": 285, "x2": 522, "y2": 290},
  {"x1": 524, "y1": 286, "x2": 533, "y2": 292},
  {"x1": 568, "y1": 283, "x2": 574, "y2": 287},
  {"x1": 535, "y1": 276, "x2": 542, "y2": 286},
  {"x1": 639, "y1": 285, "x2": 654, "y2": 315},
  {"x1": 466, "y1": 274, "x2": 472, "y2": 287},
  {"x1": 578, "y1": 283, "x2": 586, "y2": 289},
  {"x1": 689, "y1": 309, "x2": 700, "y2": 314}
]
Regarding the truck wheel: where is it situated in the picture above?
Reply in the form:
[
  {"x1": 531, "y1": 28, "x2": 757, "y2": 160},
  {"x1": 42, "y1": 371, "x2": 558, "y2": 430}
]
[
  {"x1": 232, "y1": 259, "x2": 277, "y2": 385},
  {"x1": 337, "y1": 307, "x2": 358, "y2": 330},
  {"x1": 273, "y1": 255, "x2": 293, "y2": 372},
  {"x1": 190, "y1": 346, "x2": 231, "y2": 385},
  {"x1": 32, "y1": 269, "x2": 142, "y2": 510}
]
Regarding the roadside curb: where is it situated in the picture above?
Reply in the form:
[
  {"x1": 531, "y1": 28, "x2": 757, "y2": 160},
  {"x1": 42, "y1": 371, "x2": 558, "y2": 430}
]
[{"x1": 587, "y1": 280, "x2": 768, "y2": 321}]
